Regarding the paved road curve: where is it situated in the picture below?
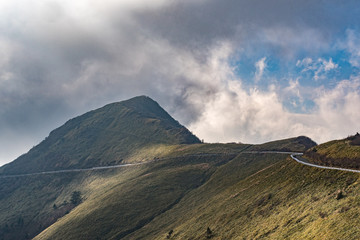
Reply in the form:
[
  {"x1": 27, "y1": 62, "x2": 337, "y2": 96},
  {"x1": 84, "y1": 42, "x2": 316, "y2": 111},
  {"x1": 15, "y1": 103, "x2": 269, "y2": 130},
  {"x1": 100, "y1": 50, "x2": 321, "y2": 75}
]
[
  {"x1": 1, "y1": 151, "x2": 359, "y2": 179},
  {"x1": 244, "y1": 151, "x2": 360, "y2": 173},
  {"x1": 290, "y1": 154, "x2": 360, "y2": 173},
  {"x1": 0, "y1": 153, "x2": 237, "y2": 179},
  {"x1": 0, "y1": 162, "x2": 148, "y2": 179}
]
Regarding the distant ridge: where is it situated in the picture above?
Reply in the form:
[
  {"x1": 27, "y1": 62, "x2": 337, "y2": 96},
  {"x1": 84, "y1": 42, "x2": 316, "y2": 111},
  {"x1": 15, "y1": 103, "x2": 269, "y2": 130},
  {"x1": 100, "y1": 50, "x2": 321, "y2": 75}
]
[
  {"x1": 249, "y1": 136, "x2": 317, "y2": 152},
  {"x1": 0, "y1": 96, "x2": 201, "y2": 175},
  {"x1": 304, "y1": 133, "x2": 360, "y2": 169}
]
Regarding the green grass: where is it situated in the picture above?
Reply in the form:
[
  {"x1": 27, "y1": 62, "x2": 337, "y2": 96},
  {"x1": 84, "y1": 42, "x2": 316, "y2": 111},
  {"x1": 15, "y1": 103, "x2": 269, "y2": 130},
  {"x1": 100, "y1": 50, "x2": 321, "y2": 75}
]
[
  {"x1": 0, "y1": 142, "x2": 248, "y2": 240},
  {"x1": 248, "y1": 136, "x2": 316, "y2": 152},
  {"x1": 304, "y1": 134, "x2": 360, "y2": 169},
  {"x1": 0, "y1": 136, "x2": 333, "y2": 240},
  {"x1": 36, "y1": 164, "x2": 212, "y2": 240},
  {"x1": 29, "y1": 137, "x2": 357, "y2": 240},
  {"x1": 311, "y1": 139, "x2": 360, "y2": 159},
  {"x1": 121, "y1": 154, "x2": 360, "y2": 240}
]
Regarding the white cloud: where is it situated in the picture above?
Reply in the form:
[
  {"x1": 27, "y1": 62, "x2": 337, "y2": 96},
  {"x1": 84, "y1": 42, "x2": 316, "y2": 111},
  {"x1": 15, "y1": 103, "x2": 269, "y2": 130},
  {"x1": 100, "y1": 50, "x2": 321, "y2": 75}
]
[
  {"x1": 296, "y1": 57, "x2": 338, "y2": 80},
  {"x1": 187, "y1": 48, "x2": 359, "y2": 144},
  {"x1": 189, "y1": 77, "x2": 360, "y2": 144},
  {"x1": 296, "y1": 57, "x2": 313, "y2": 68},
  {"x1": 322, "y1": 58, "x2": 338, "y2": 71},
  {"x1": 312, "y1": 78, "x2": 360, "y2": 140},
  {"x1": 254, "y1": 57, "x2": 266, "y2": 82},
  {"x1": 343, "y1": 29, "x2": 360, "y2": 67},
  {"x1": 314, "y1": 58, "x2": 338, "y2": 80},
  {"x1": 284, "y1": 78, "x2": 301, "y2": 100}
]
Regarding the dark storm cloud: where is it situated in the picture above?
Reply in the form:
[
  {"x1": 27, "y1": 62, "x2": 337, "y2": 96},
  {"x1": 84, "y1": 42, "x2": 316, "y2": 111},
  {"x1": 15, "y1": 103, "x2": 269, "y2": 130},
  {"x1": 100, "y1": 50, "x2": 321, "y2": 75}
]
[{"x1": 134, "y1": 0, "x2": 359, "y2": 50}]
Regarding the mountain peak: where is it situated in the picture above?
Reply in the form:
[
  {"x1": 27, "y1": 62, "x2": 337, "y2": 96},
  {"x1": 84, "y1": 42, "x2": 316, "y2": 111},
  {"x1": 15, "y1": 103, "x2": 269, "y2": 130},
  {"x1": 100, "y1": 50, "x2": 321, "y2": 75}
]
[
  {"x1": 0, "y1": 96, "x2": 200, "y2": 174},
  {"x1": 103, "y1": 95, "x2": 174, "y2": 121}
]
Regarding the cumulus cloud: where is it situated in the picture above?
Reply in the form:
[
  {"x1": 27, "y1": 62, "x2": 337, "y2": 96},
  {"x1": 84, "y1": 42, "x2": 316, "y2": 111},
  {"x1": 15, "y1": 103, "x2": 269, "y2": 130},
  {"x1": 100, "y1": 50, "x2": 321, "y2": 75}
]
[
  {"x1": 296, "y1": 58, "x2": 313, "y2": 68},
  {"x1": 322, "y1": 58, "x2": 338, "y2": 71},
  {"x1": 255, "y1": 57, "x2": 266, "y2": 83},
  {"x1": 283, "y1": 78, "x2": 303, "y2": 106},
  {"x1": 188, "y1": 53, "x2": 360, "y2": 144},
  {"x1": 343, "y1": 29, "x2": 360, "y2": 67},
  {"x1": 296, "y1": 57, "x2": 338, "y2": 80},
  {"x1": 314, "y1": 58, "x2": 338, "y2": 80}
]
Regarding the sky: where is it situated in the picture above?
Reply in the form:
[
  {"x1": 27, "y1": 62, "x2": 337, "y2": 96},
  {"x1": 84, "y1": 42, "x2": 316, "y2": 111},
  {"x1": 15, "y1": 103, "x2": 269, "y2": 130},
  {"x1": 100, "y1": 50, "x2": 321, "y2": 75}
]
[{"x1": 1, "y1": 0, "x2": 360, "y2": 166}]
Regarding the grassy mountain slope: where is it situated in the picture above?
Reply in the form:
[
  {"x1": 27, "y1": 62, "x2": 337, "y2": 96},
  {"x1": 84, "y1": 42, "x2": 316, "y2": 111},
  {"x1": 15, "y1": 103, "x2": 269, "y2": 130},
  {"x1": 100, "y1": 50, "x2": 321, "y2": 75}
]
[
  {"x1": 304, "y1": 133, "x2": 360, "y2": 169},
  {"x1": 0, "y1": 96, "x2": 201, "y2": 239},
  {"x1": 0, "y1": 172, "x2": 93, "y2": 240},
  {"x1": 37, "y1": 142, "x2": 360, "y2": 240},
  {"x1": 248, "y1": 136, "x2": 317, "y2": 152},
  {"x1": 0, "y1": 136, "x2": 308, "y2": 240},
  {"x1": 33, "y1": 138, "x2": 320, "y2": 240},
  {"x1": 123, "y1": 154, "x2": 360, "y2": 240},
  {"x1": 0, "y1": 96, "x2": 200, "y2": 175},
  {"x1": 0, "y1": 143, "x2": 248, "y2": 240}
]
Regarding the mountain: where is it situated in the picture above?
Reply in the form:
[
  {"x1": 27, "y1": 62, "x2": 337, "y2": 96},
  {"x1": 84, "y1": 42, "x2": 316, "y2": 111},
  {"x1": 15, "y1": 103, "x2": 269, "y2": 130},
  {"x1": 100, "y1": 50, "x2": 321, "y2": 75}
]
[
  {"x1": 0, "y1": 96, "x2": 200, "y2": 175},
  {"x1": 304, "y1": 133, "x2": 360, "y2": 169},
  {"x1": 32, "y1": 138, "x2": 313, "y2": 240},
  {"x1": 35, "y1": 137, "x2": 360, "y2": 240},
  {"x1": 2, "y1": 95, "x2": 359, "y2": 240}
]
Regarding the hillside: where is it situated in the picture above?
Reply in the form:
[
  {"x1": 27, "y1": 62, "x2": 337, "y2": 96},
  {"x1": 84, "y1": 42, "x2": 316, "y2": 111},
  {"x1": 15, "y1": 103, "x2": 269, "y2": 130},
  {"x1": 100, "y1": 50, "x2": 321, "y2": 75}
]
[
  {"x1": 35, "y1": 140, "x2": 360, "y2": 240},
  {"x1": 304, "y1": 133, "x2": 360, "y2": 169},
  {"x1": 0, "y1": 96, "x2": 201, "y2": 240},
  {"x1": 0, "y1": 141, "x2": 254, "y2": 240},
  {"x1": 32, "y1": 138, "x2": 313, "y2": 240},
  {"x1": 2, "y1": 95, "x2": 359, "y2": 240},
  {"x1": 248, "y1": 136, "x2": 317, "y2": 152},
  {"x1": 0, "y1": 96, "x2": 200, "y2": 175}
]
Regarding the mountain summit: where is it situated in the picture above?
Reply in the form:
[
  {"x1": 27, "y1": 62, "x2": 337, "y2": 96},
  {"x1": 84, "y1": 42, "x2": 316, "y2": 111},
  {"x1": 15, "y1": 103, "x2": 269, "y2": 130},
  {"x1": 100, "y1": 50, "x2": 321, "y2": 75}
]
[{"x1": 0, "y1": 96, "x2": 200, "y2": 175}]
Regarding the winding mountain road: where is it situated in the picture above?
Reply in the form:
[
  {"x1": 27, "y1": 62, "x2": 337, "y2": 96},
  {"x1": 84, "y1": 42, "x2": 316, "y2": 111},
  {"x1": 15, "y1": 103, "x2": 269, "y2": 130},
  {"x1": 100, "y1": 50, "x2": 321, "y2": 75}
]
[
  {"x1": 244, "y1": 151, "x2": 360, "y2": 173},
  {"x1": 1, "y1": 151, "x2": 359, "y2": 179},
  {"x1": 0, "y1": 153, "x2": 237, "y2": 179},
  {"x1": 0, "y1": 162, "x2": 148, "y2": 179},
  {"x1": 290, "y1": 154, "x2": 360, "y2": 173}
]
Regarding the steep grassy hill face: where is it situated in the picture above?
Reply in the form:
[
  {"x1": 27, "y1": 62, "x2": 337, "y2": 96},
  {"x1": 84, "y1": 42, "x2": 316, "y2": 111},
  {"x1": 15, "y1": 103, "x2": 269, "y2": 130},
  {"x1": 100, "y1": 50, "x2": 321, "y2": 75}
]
[
  {"x1": 0, "y1": 96, "x2": 200, "y2": 175},
  {"x1": 35, "y1": 140, "x2": 360, "y2": 240},
  {"x1": 0, "y1": 135, "x2": 307, "y2": 240},
  {"x1": 33, "y1": 138, "x2": 319, "y2": 240},
  {"x1": 123, "y1": 154, "x2": 360, "y2": 240},
  {"x1": 0, "y1": 143, "x2": 249, "y2": 240},
  {"x1": 304, "y1": 133, "x2": 360, "y2": 169},
  {"x1": 0, "y1": 96, "x2": 202, "y2": 239}
]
